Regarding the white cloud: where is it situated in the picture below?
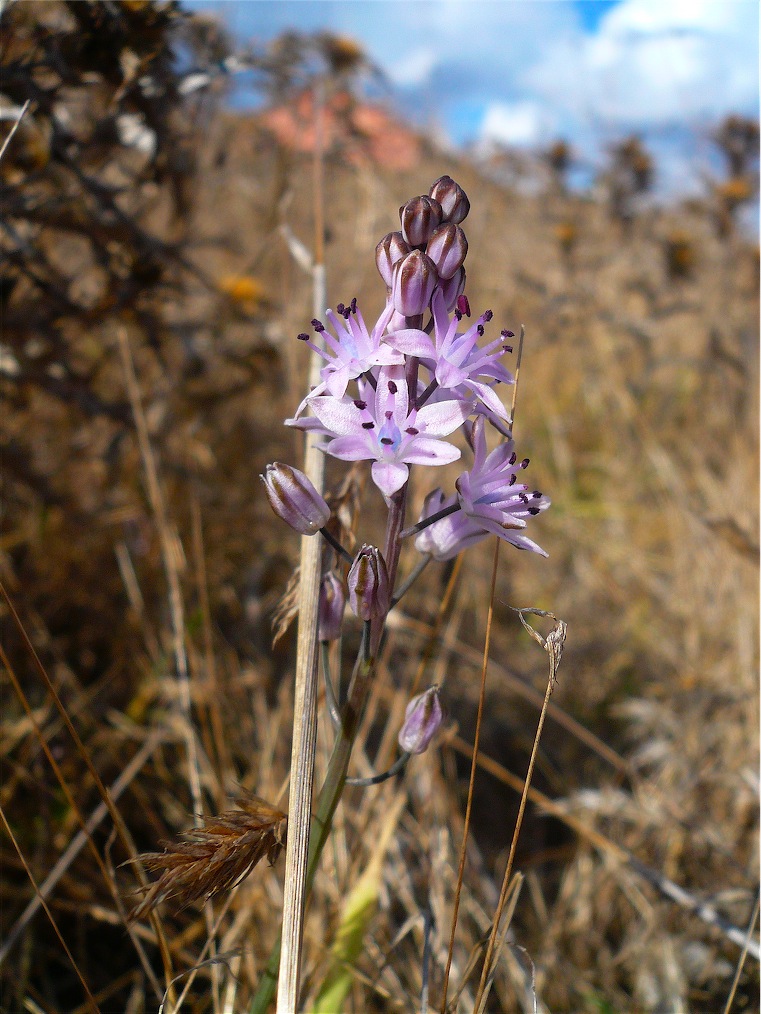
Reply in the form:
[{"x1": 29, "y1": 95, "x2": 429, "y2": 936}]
[
  {"x1": 189, "y1": 0, "x2": 759, "y2": 194},
  {"x1": 388, "y1": 47, "x2": 438, "y2": 89},
  {"x1": 480, "y1": 100, "x2": 554, "y2": 147},
  {"x1": 523, "y1": 0, "x2": 759, "y2": 130}
]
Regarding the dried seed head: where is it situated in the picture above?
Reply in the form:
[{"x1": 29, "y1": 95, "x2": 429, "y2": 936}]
[
  {"x1": 429, "y1": 175, "x2": 470, "y2": 224},
  {"x1": 398, "y1": 685, "x2": 444, "y2": 754},
  {"x1": 399, "y1": 194, "x2": 443, "y2": 247},
  {"x1": 347, "y1": 544, "x2": 390, "y2": 621},
  {"x1": 129, "y1": 795, "x2": 287, "y2": 920},
  {"x1": 261, "y1": 462, "x2": 330, "y2": 535}
]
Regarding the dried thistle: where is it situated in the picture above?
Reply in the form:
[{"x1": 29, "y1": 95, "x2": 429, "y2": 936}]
[{"x1": 130, "y1": 795, "x2": 287, "y2": 920}]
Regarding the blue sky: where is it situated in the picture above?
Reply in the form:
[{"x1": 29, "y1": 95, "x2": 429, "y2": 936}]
[{"x1": 186, "y1": 1, "x2": 759, "y2": 194}]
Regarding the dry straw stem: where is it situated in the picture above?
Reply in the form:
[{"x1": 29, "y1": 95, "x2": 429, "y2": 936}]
[
  {"x1": 117, "y1": 327, "x2": 211, "y2": 1005},
  {"x1": 0, "y1": 729, "x2": 164, "y2": 977},
  {"x1": 449, "y1": 735, "x2": 760, "y2": 962},
  {"x1": 0, "y1": 596, "x2": 171, "y2": 995},
  {"x1": 722, "y1": 893, "x2": 760, "y2": 1014},
  {"x1": 441, "y1": 537, "x2": 502, "y2": 1012},
  {"x1": 117, "y1": 328, "x2": 204, "y2": 829},
  {"x1": 473, "y1": 609, "x2": 566, "y2": 1012},
  {"x1": 277, "y1": 78, "x2": 328, "y2": 1013},
  {"x1": 0, "y1": 99, "x2": 30, "y2": 162},
  {"x1": 0, "y1": 801, "x2": 98, "y2": 1012}
]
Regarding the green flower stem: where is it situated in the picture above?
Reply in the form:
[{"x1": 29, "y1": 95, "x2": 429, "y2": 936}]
[{"x1": 249, "y1": 485, "x2": 408, "y2": 1014}]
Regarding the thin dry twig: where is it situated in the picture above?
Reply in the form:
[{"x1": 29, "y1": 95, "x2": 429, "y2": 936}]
[
  {"x1": 0, "y1": 100, "x2": 31, "y2": 162},
  {"x1": 723, "y1": 892, "x2": 760, "y2": 1014},
  {"x1": 440, "y1": 537, "x2": 501, "y2": 1012},
  {"x1": 473, "y1": 610, "x2": 566, "y2": 1011},
  {"x1": 0, "y1": 801, "x2": 100, "y2": 1013},
  {"x1": 0, "y1": 596, "x2": 172, "y2": 994}
]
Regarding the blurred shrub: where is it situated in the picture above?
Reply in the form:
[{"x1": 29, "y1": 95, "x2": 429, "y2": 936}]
[{"x1": 662, "y1": 230, "x2": 696, "y2": 280}]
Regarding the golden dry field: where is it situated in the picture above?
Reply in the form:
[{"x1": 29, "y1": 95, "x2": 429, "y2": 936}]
[{"x1": 1, "y1": 5, "x2": 758, "y2": 1012}]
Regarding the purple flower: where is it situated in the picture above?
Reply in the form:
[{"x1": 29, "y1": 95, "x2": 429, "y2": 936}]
[
  {"x1": 261, "y1": 462, "x2": 330, "y2": 535},
  {"x1": 292, "y1": 365, "x2": 470, "y2": 498},
  {"x1": 385, "y1": 288, "x2": 514, "y2": 421},
  {"x1": 398, "y1": 686, "x2": 444, "y2": 754},
  {"x1": 319, "y1": 571, "x2": 345, "y2": 641},
  {"x1": 294, "y1": 298, "x2": 403, "y2": 414},
  {"x1": 414, "y1": 488, "x2": 488, "y2": 561},
  {"x1": 455, "y1": 417, "x2": 550, "y2": 555}
]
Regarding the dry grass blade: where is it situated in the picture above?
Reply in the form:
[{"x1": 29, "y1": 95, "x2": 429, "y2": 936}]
[
  {"x1": 0, "y1": 99, "x2": 30, "y2": 162},
  {"x1": 0, "y1": 802, "x2": 99, "y2": 1013},
  {"x1": 723, "y1": 893, "x2": 760, "y2": 1014},
  {"x1": 130, "y1": 795, "x2": 287, "y2": 921},
  {"x1": 473, "y1": 610, "x2": 566, "y2": 1012},
  {"x1": 440, "y1": 537, "x2": 501, "y2": 1013}
]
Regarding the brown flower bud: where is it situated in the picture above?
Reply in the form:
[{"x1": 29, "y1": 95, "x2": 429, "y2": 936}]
[
  {"x1": 375, "y1": 231, "x2": 412, "y2": 287},
  {"x1": 399, "y1": 195, "x2": 443, "y2": 247},
  {"x1": 429, "y1": 175, "x2": 470, "y2": 224},
  {"x1": 426, "y1": 223, "x2": 468, "y2": 279},
  {"x1": 391, "y1": 250, "x2": 438, "y2": 316},
  {"x1": 348, "y1": 544, "x2": 390, "y2": 622}
]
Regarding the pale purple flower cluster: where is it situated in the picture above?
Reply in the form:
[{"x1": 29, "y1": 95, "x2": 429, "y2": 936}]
[
  {"x1": 260, "y1": 176, "x2": 552, "y2": 774},
  {"x1": 282, "y1": 176, "x2": 549, "y2": 560}
]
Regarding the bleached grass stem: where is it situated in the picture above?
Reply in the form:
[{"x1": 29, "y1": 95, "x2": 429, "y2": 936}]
[
  {"x1": 0, "y1": 99, "x2": 30, "y2": 163},
  {"x1": 0, "y1": 802, "x2": 99, "y2": 1012},
  {"x1": 276, "y1": 76, "x2": 328, "y2": 1014},
  {"x1": 473, "y1": 610, "x2": 564, "y2": 1011},
  {"x1": 440, "y1": 537, "x2": 501, "y2": 1013},
  {"x1": 722, "y1": 893, "x2": 759, "y2": 1014}
]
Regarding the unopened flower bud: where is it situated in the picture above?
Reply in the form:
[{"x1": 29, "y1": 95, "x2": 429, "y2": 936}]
[
  {"x1": 319, "y1": 571, "x2": 345, "y2": 642},
  {"x1": 348, "y1": 544, "x2": 390, "y2": 622},
  {"x1": 438, "y1": 266, "x2": 466, "y2": 312},
  {"x1": 426, "y1": 223, "x2": 468, "y2": 279},
  {"x1": 400, "y1": 195, "x2": 443, "y2": 247},
  {"x1": 261, "y1": 462, "x2": 330, "y2": 535},
  {"x1": 375, "y1": 231, "x2": 411, "y2": 287},
  {"x1": 398, "y1": 686, "x2": 444, "y2": 754},
  {"x1": 391, "y1": 250, "x2": 438, "y2": 316},
  {"x1": 428, "y1": 175, "x2": 470, "y2": 224}
]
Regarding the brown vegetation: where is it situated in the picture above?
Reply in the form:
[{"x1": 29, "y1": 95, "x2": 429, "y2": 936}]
[{"x1": 1, "y1": 5, "x2": 758, "y2": 1012}]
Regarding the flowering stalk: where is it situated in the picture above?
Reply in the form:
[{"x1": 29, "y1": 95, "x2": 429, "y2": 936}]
[{"x1": 252, "y1": 176, "x2": 550, "y2": 1013}]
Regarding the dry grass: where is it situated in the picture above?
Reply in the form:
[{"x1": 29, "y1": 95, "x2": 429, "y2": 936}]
[{"x1": 1, "y1": 6, "x2": 758, "y2": 1013}]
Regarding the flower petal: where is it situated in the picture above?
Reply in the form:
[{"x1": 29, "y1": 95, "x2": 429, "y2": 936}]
[{"x1": 371, "y1": 460, "x2": 409, "y2": 496}]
